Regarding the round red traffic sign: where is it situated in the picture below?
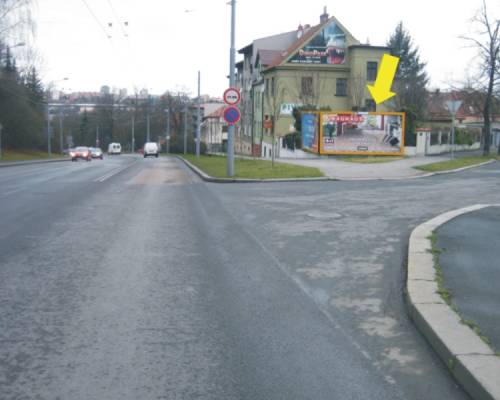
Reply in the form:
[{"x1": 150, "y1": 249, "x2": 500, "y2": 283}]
[
  {"x1": 223, "y1": 106, "x2": 241, "y2": 125},
  {"x1": 223, "y1": 88, "x2": 241, "y2": 106}
]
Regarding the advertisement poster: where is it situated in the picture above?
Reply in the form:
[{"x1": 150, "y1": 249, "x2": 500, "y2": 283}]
[
  {"x1": 289, "y1": 21, "x2": 346, "y2": 65},
  {"x1": 302, "y1": 113, "x2": 319, "y2": 153},
  {"x1": 320, "y1": 112, "x2": 405, "y2": 155}
]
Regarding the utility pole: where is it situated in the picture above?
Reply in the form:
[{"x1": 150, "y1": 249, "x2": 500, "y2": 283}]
[
  {"x1": 146, "y1": 114, "x2": 150, "y2": 142},
  {"x1": 196, "y1": 71, "x2": 201, "y2": 158},
  {"x1": 96, "y1": 126, "x2": 100, "y2": 148},
  {"x1": 131, "y1": 115, "x2": 135, "y2": 153},
  {"x1": 166, "y1": 108, "x2": 170, "y2": 155},
  {"x1": 59, "y1": 108, "x2": 64, "y2": 154},
  {"x1": 227, "y1": 0, "x2": 236, "y2": 176},
  {"x1": 47, "y1": 98, "x2": 51, "y2": 157},
  {"x1": 0, "y1": 123, "x2": 3, "y2": 160},
  {"x1": 183, "y1": 104, "x2": 188, "y2": 154}
]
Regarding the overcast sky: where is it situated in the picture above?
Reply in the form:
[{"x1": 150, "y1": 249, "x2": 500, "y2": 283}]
[{"x1": 31, "y1": 0, "x2": 499, "y2": 97}]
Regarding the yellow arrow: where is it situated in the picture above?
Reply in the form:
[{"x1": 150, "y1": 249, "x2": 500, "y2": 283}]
[{"x1": 367, "y1": 54, "x2": 400, "y2": 105}]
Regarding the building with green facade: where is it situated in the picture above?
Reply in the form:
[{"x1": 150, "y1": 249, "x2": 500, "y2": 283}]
[{"x1": 236, "y1": 7, "x2": 391, "y2": 158}]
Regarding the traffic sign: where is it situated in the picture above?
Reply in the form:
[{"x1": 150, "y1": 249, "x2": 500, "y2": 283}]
[
  {"x1": 224, "y1": 106, "x2": 241, "y2": 125},
  {"x1": 223, "y1": 88, "x2": 240, "y2": 106}
]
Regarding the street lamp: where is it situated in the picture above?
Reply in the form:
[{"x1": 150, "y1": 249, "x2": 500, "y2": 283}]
[
  {"x1": 445, "y1": 100, "x2": 462, "y2": 160},
  {"x1": 165, "y1": 108, "x2": 170, "y2": 154},
  {"x1": 196, "y1": 71, "x2": 201, "y2": 158},
  {"x1": 46, "y1": 77, "x2": 69, "y2": 157},
  {"x1": 0, "y1": 123, "x2": 3, "y2": 160}
]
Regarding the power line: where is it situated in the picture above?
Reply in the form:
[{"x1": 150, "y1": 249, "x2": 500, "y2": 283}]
[
  {"x1": 80, "y1": 0, "x2": 112, "y2": 39},
  {"x1": 106, "y1": 0, "x2": 129, "y2": 38}
]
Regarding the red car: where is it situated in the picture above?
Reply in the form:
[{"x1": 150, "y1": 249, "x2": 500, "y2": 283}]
[{"x1": 70, "y1": 146, "x2": 92, "y2": 161}]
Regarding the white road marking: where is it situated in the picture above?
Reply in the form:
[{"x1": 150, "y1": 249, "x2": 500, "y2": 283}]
[{"x1": 94, "y1": 160, "x2": 138, "y2": 183}]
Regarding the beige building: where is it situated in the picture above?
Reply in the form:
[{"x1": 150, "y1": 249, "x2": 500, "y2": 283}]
[{"x1": 236, "y1": 7, "x2": 390, "y2": 158}]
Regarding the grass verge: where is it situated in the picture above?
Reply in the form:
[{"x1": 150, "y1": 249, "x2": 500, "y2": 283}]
[
  {"x1": 335, "y1": 156, "x2": 406, "y2": 164},
  {"x1": 428, "y1": 233, "x2": 493, "y2": 347},
  {"x1": 415, "y1": 155, "x2": 499, "y2": 172},
  {"x1": 181, "y1": 154, "x2": 324, "y2": 179},
  {"x1": 0, "y1": 149, "x2": 64, "y2": 162}
]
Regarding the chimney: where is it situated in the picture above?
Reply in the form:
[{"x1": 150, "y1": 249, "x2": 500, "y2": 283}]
[{"x1": 320, "y1": 6, "x2": 329, "y2": 24}]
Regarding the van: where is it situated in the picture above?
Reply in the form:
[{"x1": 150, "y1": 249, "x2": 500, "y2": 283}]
[
  {"x1": 108, "y1": 143, "x2": 121, "y2": 155},
  {"x1": 143, "y1": 142, "x2": 159, "y2": 158}
]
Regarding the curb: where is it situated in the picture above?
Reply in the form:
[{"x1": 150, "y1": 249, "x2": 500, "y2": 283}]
[
  {"x1": 176, "y1": 156, "x2": 334, "y2": 183},
  {"x1": 414, "y1": 159, "x2": 496, "y2": 177},
  {"x1": 407, "y1": 204, "x2": 500, "y2": 400},
  {"x1": 176, "y1": 156, "x2": 496, "y2": 183},
  {"x1": 0, "y1": 158, "x2": 70, "y2": 168}
]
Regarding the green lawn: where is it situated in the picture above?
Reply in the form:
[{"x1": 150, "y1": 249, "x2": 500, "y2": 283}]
[
  {"x1": 182, "y1": 154, "x2": 324, "y2": 179},
  {"x1": 0, "y1": 149, "x2": 65, "y2": 162},
  {"x1": 336, "y1": 156, "x2": 406, "y2": 164},
  {"x1": 414, "y1": 156, "x2": 499, "y2": 172}
]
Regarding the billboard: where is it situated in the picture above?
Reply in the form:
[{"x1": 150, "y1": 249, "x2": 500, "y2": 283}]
[
  {"x1": 289, "y1": 20, "x2": 346, "y2": 65},
  {"x1": 320, "y1": 112, "x2": 405, "y2": 155},
  {"x1": 301, "y1": 113, "x2": 319, "y2": 153}
]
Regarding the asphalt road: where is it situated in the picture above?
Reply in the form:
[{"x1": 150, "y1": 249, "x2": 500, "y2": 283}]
[
  {"x1": 1, "y1": 155, "x2": 498, "y2": 399},
  {"x1": 437, "y1": 206, "x2": 500, "y2": 353}
]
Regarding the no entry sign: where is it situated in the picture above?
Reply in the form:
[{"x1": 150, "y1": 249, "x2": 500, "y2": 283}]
[
  {"x1": 224, "y1": 106, "x2": 241, "y2": 125},
  {"x1": 223, "y1": 88, "x2": 241, "y2": 106}
]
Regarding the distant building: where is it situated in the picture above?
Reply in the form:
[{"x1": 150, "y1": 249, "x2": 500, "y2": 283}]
[
  {"x1": 100, "y1": 85, "x2": 111, "y2": 95},
  {"x1": 201, "y1": 105, "x2": 227, "y2": 153},
  {"x1": 424, "y1": 89, "x2": 500, "y2": 150}
]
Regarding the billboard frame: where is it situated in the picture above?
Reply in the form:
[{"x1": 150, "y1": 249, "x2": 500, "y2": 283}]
[
  {"x1": 319, "y1": 111, "x2": 406, "y2": 156},
  {"x1": 300, "y1": 110, "x2": 321, "y2": 154}
]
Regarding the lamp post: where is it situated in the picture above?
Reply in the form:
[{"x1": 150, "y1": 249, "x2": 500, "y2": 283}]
[
  {"x1": 445, "y1": 100, "x2": 462, "y2": 160},
  {"x1": 46, "y1": 77, "x2": 69, "y2": 157},
  {"x1": 227, "y1": 0, "x2": 236, "y2": 176},
  {"x1": 183, "y1": 103, "x2": 188, "y2": 154},
  {"x1": 0, "y1": 123, "x2": 3, "y2": 160},
  {"x1": 165, "y1": 108, "x2": 170, "y2": 154},
  {"x1": 196, "y1": 71, "x2": 201, "y2": 157}
]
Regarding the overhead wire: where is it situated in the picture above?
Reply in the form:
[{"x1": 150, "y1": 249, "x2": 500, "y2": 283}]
[
  {"x1": 79, "y1": 0, "x2": 112, "y2": 39},
  {"x1": 78, "y1": 0, "x2": 140, "y2": 96},
  {"x1": 106, "y1": 0, "x2": 129, "y2": 38}
]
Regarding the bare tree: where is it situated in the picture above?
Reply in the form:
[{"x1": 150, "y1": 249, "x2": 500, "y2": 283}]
[
  {"x1": 461, "y1": 0, "x2": 500, "y2": 155},
  {"x1": 264, "y1": 77, "x2": 287, "y2": 166},
  {"x1": 349, "y1": 74, "x2": 366, "y2": 110},
  {"x1": 295, "y1": 71, "x2": 322, "y2": 108},
  {"x1": 0, "y1": 0, "x2": 35, "y2": 39}
]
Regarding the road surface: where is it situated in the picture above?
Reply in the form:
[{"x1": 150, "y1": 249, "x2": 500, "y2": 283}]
[{"x1": 2, "y1": 155, "x2": 498, "y2": 399}]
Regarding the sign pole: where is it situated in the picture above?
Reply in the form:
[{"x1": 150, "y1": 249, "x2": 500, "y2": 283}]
[
  {"x1": 445, "y1": 100, "x2": 462, "y2": 160},
  {"x1": 227, "y1": 0, "x2": 236, "y2": 177}
]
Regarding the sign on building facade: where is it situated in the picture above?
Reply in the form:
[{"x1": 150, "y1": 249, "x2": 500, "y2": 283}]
[{"x1": 289, "y1": 21, "x2": 347, "y2": 65}]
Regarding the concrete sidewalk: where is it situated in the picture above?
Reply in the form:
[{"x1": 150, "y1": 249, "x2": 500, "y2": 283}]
[{"x1": 276, "y1": 155, "x2": 450, "y2": 180}]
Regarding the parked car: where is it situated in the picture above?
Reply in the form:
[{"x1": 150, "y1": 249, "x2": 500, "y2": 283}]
[
  {"x1": 108, "y1": 143, "x2": 121, "y2": 155},
  {"x1": 143, "y1": 142, "x2": 159, "y2": 158},
  {"x1": 70, "y1": 146, "x2": 92, "y2": 161},
  {"x1": 89, "y1": 147, "x2": 104, "y2": 159}
]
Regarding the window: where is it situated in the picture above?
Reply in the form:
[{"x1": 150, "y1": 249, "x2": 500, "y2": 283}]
[
  {"x1": 301, "y1": 77, "x2": 313, "y2": 97},
  {"x1": 265, "y1": 79, "x2": 269, "y2": 94},
  {"x1": 367, "y1": 62, "x2": 378, "y2": 81},
  {"x1": 365, "y1": 99, "x2": 376, "y2": 111},
  {"x1": 271, "y1": 77, "x2": 275, "y2": 96},
  {"x1": 336, "y1": 78, "x2": 347, "y2": 96}
]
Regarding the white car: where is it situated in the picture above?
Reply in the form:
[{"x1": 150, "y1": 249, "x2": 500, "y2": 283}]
[
  {"x1": 143, "y1": 142, "x2": 159, "y2": 158},
  {"x1": 108, "y1": 143, "x2": 121, "y2": 155}
]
